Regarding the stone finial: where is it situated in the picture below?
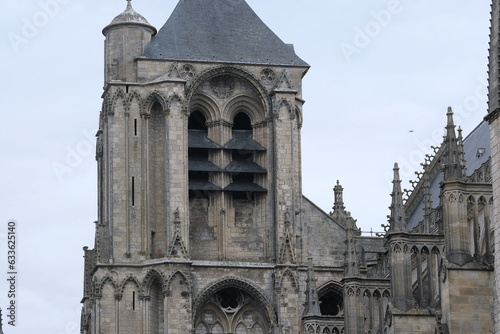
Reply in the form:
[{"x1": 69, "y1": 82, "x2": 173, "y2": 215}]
[
  {"x1": 303, "y1": 258, "x2": 321, "y2": 317},
  {"x1": 331, "y1": 180, "x2": 355, "y2": 227},
  {"x1": 388, "y1": 163, "x2": 407, "y2": 232},
  {"x1": 332, "y1": 180, "x2": 346, "y2": 214}
]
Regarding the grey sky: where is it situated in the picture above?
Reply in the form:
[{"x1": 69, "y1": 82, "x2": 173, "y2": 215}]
[{"x1": 0, "y1": 0, "x2": 491, "y2": 332}]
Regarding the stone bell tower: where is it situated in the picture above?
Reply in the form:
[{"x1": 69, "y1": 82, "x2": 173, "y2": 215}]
[{"x1": 81, "y1": 1, "x2": 314, "y2": 333}]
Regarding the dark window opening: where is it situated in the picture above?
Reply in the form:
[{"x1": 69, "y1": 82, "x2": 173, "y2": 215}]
[
  {"x1": 232, "y1": 191, "x2": 255, "y2": 201},
  {"x1": 189, "y1": 110, "x2": 207, "y2": 130},
  {"x1": 319, "y1": 292, "x2": 343, "y2": 316},
  {"x1": 189, "y1": 189, "x2": 210, "y2": 199},
  {"x1": 151, "y1": 102, "x2": 163, "y2": 116},
  {"x1": 132, "y1": 291, "x2": 136, "y2": 310},
  {"x1": 189, "y1": 171, "x2": 209, "y2": 183},
  {"x1": 233, "y1": 112, "x2": 252, "y2": 130},
  {"x1": 189, "y1": 148, "x2": 209, "y2": 161},
  {"x1": 219, "y1": 288, "x2": 240, "y2": 309},
  {"x1": 233, "y1": 173, "x2": 254, "y2": 183},
  {"x1": 134, "y1": 119, "x2": 137, "y2": 136},
  {"x1": 232, "y1": 149, "x2": 252, "y2": 162},
  {"x1": 150, "y1": 231, "x2": 156, "y2": 258}
]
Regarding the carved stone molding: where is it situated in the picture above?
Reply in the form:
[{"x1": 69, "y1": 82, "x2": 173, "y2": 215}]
[
  {"x1": 260, "y1": 68, "x2": 276, "y2": 86},
  {"x1": 484, "y1": 107, "x2": 500, "y2": 123},
  {"x1": 192, "y1": 276, "x2": 277, "y2": 325},
  {"x1": 210, "y1": 75, "x2": 235, "y2": 99},
  {"x1": 179, "y1": 64, "x2": 196, "y2": 80}
]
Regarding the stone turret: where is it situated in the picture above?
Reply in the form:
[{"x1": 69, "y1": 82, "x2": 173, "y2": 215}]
[
  {"x1": 102, "y1": 0, "x2": 156, "y2": 83},
  {"x1": 342, "y1": 211, "x2": 363, "y2": 334},
  {"x1": 386, "y1": 163, "x2": 414, "y2": 311},
  {"x1": 442, "y1": 107, "x2": 466, "y2": 181},
  {"x1": 441, "y1": 108, "x2": 473, "y2": 266}
]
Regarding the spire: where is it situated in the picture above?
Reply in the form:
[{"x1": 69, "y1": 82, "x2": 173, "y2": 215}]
[
  {"x1": 103, "y1": 0, "x2": 156, "y2": 35},
  {"x1": 303, "y1": 258, "x2": 321, "y2": 317},
  {"x1": 442, "y1": 107, "x2": 465, "y2": 180},
  {"x1": 388, "y1": 163, "x2": 407, "y2": 232}
]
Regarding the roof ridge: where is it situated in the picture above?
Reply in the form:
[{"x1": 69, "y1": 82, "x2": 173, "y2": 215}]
[{"x1": 144, "y1": 0, "x2": 308, "y2": 66}]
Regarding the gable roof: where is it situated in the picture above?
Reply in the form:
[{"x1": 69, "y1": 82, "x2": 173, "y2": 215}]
[
  {"x1": 144, "y1": 0, "x2": 308, "y2": 66},
  {"x1": 406, "y1": 120, "x2": 491, "y2": 229}
]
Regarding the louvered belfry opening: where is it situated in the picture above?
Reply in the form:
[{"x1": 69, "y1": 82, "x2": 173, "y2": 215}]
[
  {"x1": 226, "y1": 112, "x2": 267, "y2": 200},
  {"x1": 188, "y1": 110, "x2": 222, "y2": 198}
]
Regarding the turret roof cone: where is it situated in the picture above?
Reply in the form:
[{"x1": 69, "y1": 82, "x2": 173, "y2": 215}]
[{"x1": 103, "y1": 0, "x2": 156, "y2": 35}]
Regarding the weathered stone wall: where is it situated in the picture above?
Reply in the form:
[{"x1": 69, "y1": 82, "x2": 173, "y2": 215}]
[
  {"x1": 492, "y1": 115, "x2": 500, "y2": 332},
  {"x1": 100, "y1": 283, "x2": 116, "y2": 333},
  {"x1": 302, "y1": 197, "x2": 346, "y2": 267},
  {"x1": 386, "y1": 314, "x2": 435, "y2": 334},
  {"x1": 487, "y1": 1, "x2": 500, "y2": 329},
  {"x1": 226, "y1": 199, "x2": 265, "y2": 261},
  {"x1": 190, "y1": 198, "x2": 218, "y2": 260},
  {"x1": 119, "y1": 282, "x2": 140, "y2": 334},
  {"x1": 440, "y1": 268, "x2": 494, "y2": 333}
]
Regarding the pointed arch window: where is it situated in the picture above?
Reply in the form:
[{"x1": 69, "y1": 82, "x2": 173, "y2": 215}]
[{"x1": 194, "y1": 287, "x2": 270, "y2": 333}]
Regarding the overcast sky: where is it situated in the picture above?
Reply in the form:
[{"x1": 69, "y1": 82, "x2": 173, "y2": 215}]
[{"x1": 0, "y1": 0, "x2": 491, "y2": 332}]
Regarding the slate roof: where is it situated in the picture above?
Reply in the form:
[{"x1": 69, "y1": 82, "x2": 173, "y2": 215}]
[
  {"x1": 224, "y1": 160, "x2": 267, "y2": 174},
  {"x1": 103, "y1": 2, "x2": 156, "y2": 34},
  {"x1": 406, "y1": 120, "x2": 491, "y2": 229},
  {"x1": 188, "y1": 130, "x2": 222, "y2": 149},
  {"x1": 224, "y1": 182, "x2": 267, "y2": 192},
  {"x1": 224, "y1": 131, "x2": 266, "y2": 151},
  {"x1": 144, "y1": 0, "x2": 308, "y2": 66},
  {"x1": 189, "y1": 181, "x2": 221, "y2": 191},
  {"x1": 188, "y1": 160, "x2": 222, "y2": 172}
]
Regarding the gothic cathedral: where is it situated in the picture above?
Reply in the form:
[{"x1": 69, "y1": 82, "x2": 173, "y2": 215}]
[{"x1": 81, "y1": 1, "x2": 500, "y2": 333}]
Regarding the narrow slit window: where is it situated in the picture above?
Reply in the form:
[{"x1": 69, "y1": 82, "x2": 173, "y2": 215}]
[
  {"x1": 132, "y1": 291, "x2": 136, "y2": 310},
  {"x1": 131, "y1": 176, "x2": 135, "y2": 206},
  {"x1": 134, "y1": 119, "x2": 137, "y2": 136}
]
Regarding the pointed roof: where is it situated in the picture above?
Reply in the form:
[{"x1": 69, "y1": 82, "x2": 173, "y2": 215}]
[
  {"x1": 144, "y1": 0, "x2": 308, "y2": 66},
  {"x1": 442, "y1": 107, "x2": 465, "y2": 180},
  {"x1": 303, "y1": 258, "x2": 321, "y2": 317},
  {"x1": 103, "y1": 0, "x2": 156, "y2": 35},
  {"x1": 388, "y1": 163, "x2": 407, "y2": 232}
]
